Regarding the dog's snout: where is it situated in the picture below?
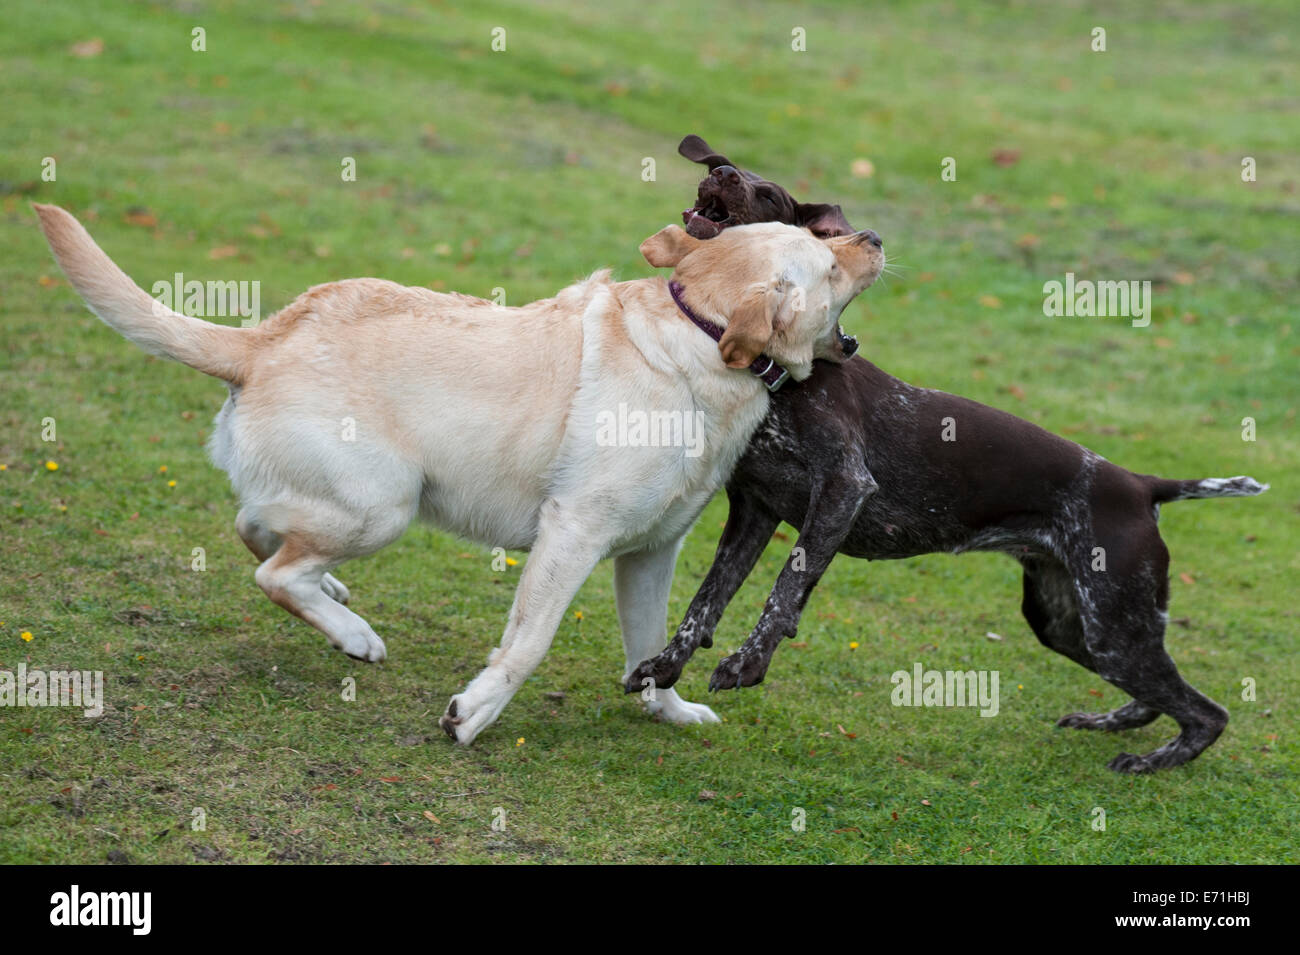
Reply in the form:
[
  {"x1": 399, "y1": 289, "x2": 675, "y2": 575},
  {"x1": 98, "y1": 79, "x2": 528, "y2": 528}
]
[
  {"x1": 858, "y1": 229, "x2": 883, "y2": 248},
  {"x1": 711, "y1": 165, "x2": 742, "y2": 186}
]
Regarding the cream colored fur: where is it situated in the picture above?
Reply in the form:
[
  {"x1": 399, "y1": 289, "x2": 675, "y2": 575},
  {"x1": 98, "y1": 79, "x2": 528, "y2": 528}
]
[{"x1": 33, "y1": 204, "x2": 882, "y2": 744}]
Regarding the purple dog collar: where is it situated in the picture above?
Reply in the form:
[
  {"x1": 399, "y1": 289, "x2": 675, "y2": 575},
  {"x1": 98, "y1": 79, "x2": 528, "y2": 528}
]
[{"x1": 668, "y1": 280, "x2": 789, "y2": 392}]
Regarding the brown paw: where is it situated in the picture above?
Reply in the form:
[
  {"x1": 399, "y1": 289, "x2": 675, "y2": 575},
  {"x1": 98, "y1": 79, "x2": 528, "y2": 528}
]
[
  {"x1": 709, "y1": 650, "x2": 770, "y2": 691},
  {"x1": 624, "y1": 654, "x2": 685, "y2": 695}
]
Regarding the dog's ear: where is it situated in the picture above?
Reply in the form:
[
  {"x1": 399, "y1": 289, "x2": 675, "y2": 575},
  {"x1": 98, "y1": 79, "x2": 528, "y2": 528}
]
[
  {"x1": 718, "y1": 286, "x2": 779, "y2": 368},
  {"x1": 796, "y1": 202, "x2": 856, "y2": 238},
  {"x1": 678, "y1": 134, "x2": 734, "y2": 171},
  {"x1": 640, "y1": 225, "x2": 702, "y2": 268}
]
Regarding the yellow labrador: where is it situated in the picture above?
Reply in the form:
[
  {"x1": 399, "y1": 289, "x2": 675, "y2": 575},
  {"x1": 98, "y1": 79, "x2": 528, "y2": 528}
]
[{"x1": 34, "y1": 204, "x2": 883, "y2": 744}]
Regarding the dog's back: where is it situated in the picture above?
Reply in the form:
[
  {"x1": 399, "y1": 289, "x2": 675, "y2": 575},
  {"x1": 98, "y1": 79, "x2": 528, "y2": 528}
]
[{"x1": 735, "y1": 356, "x2": 1264, "y2": 562}]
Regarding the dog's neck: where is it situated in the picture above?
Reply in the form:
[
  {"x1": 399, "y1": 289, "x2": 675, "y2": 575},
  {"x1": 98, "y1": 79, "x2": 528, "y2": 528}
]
[{"x1": 668, "y1": 280, "x2": 789, "y2": 392}]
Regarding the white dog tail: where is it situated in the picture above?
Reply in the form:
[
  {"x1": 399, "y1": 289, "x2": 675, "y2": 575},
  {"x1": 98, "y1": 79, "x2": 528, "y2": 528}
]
[
  {"x1": 1149, "y1": 475, "x2": 1269, "y2": 503},
  {"x1": 33, "y1": 204, "x2": 250, "y2": 384}
]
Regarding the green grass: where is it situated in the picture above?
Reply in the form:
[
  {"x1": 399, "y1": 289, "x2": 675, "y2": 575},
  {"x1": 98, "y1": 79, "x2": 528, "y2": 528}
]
[{"x1": 1, "y1": 0, "x2": 1296, "y2": 864}]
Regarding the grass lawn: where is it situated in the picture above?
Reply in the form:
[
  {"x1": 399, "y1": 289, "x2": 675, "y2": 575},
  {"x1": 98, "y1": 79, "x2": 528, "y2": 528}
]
[{"x1": 1, "y1": 0, "x2": 1296, "y2": 863}]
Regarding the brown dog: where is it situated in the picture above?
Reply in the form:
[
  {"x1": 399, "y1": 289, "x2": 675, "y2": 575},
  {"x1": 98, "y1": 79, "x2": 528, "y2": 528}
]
[
  {"x1": 627, "y1": 140, "x2": 1267, "y2": 773},
  {"x1": 678, "y1": 134, "x2": 867, "y2": 241}
]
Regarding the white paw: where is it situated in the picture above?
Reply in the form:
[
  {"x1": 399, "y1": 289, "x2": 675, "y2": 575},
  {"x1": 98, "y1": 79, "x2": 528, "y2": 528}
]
[
  {"x1": 646, "y1": 687, "x2": 720, "y2": 725},
  {"x1": 439, "y1": 669, "x2": 513, "y2": 745},
  {"x1": 332, "y1": 625, "x2": 386, "y2": 663},
  {"x1": 321, "y1": 573, "x2": 350, "y2": 604}
]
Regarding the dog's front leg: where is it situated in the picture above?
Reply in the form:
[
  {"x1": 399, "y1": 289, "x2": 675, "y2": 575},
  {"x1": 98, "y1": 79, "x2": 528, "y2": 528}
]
[
  {"x1": 710, "y1": 464, "x2": 876, "y2": 691},
  {"x1": 615, "y1": 535, "x2": 719, "y2": 725},
  {"x1": 624, "y1": 487, "x2": 779, "y2": 694},
  {"x1": 440, "y1": 502, "x2": 604, "y2": 745}
]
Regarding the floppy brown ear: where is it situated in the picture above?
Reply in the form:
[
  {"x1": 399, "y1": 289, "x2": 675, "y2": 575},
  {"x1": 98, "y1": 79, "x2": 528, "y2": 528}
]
[
  {"x1": 640, "y1": 225, "x2": 702, "y2": 268},
  {"x1": 718, "y1": 289, "x2": 776, "y2": 368},
  {"x1": 678, "y1": 134, "x2": 734, "y2": 171},
  {"x1": 796, "y1": 202, "x2": 855, "y2": 238}
]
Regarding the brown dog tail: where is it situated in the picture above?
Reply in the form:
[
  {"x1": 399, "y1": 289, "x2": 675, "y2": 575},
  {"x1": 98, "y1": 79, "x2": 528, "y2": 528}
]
[
  {"x1": 1148, "y1": 475, "x2": 1269, "y2": 504},
  {"x1": 33, "y1": 204, "x2": 250, "y2": 384}
]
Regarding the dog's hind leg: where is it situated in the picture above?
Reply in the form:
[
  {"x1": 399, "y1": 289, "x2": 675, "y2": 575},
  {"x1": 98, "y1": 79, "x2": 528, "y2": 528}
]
[
  {"x1": 1058, "y1": 699, "x2": 1160, "y2": 732},
  {"x1": 615, "y1": 535, "x2": 719, "y2": 725},
  {"x1": 249, "y1": 497, "x2": 411, "y2": 662},
  {"x1": 238, "y1": 507, "x2": 350, "y2": 605},
  {"x1": 625, "y1": 488, "x2": 779, "y2": 694},
  {"x1": 1020, "y1": 554, "x2": 1093, "y2": 670},
  {"x1": 1072, "y1": 524, "x2": 1228, "y2": 773},
  {"x1": 1022, "y1": 554, "x2": 1165, "y2": 734},
  {"x1": 255, "y1": 534, "x2": 388, "y2": 662}
]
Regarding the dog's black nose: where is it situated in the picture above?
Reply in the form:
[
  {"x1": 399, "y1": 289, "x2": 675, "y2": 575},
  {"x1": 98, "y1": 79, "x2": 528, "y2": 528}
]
[
  {"x1": 711, "y1": 165, "x2": 742, "y2": 185},
  {"x1": 862, "y1": 229, "x2": 882, "y2": 248}
]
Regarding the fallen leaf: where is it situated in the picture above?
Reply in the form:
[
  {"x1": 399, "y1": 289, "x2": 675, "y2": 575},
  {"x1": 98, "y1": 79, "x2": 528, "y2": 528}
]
[
  {"x1": 1179, "y1": 572, "x2": 1195, "y2": 585},
  {"x1": 70, "y1": 38, "x2": 104, "y2": 58},
  {"x1": 697, "y1": 789, "x2": 717, "y2": 801},
  {"x1": 422, "y1": 810, "x2": 440, "y2": 824},
  {"x1": 991, "y1": 149, "x2": 1020, "y2": 167}
]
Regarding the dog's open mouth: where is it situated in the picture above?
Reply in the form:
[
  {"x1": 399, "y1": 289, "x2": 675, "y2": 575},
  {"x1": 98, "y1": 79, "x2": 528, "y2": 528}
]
[
  {"x1": 837, "y1": 327, "x2": 859, "y2": 359},
  {"x1": 682, "y1": 197, "x2": 733, "y2": 238}
]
